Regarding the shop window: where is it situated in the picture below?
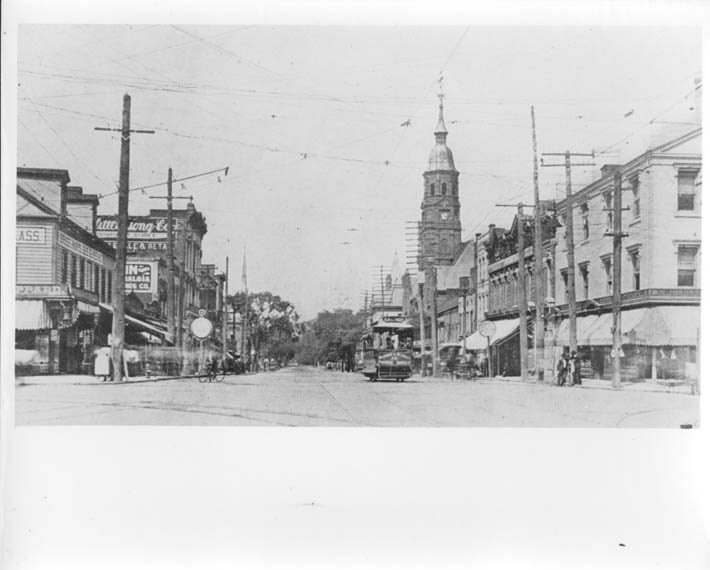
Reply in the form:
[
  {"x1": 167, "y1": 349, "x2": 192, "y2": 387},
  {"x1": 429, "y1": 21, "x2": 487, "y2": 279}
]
[
  {"x1": 677, "y1": 245, "x2": 699, "y2": 287},
  {"x1": 677, "y1": 170, "x2": 698, "y2": 211}
]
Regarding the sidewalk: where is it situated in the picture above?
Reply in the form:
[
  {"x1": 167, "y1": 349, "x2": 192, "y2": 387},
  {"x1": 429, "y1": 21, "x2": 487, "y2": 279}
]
[
  {"x1": 413, "y1": 373, "x2": 698, "y2": 395},
  {"x1": 15, "y1": 373, "x2": 190, "y2": 386}
]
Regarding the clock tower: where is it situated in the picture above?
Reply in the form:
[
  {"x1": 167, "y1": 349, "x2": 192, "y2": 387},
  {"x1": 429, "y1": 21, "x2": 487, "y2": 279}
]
[{"x1": 419, "y1": 93, "x2": 462, "y2": 270}]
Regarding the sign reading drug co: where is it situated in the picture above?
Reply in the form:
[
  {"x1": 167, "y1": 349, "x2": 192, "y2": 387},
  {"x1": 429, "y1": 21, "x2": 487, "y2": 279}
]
[{"x1": 125, "y1": 261, "x2": 157, "y2": 294}]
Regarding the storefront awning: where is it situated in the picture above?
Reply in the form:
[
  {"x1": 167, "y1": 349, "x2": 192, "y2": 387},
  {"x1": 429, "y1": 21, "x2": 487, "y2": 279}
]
[
  {"x1": 555, "y1": 306, "x2": 700, "y2": 347},
  {"x1": 77, "y1": 301, "x2": 100, "y2": 314},
  {"x1": 99, "y1": 302, "x2": 169, "y2": 339},
  {"x1": 466, "y1": 318, "x2": 520, "y2": 350},
  {"x1": 15, "y1": 300, "x2": 51, "y2": 330}
]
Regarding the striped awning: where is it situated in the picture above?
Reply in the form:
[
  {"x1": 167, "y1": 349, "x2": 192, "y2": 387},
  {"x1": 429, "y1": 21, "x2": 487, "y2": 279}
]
[{"x1": 15, "y1": 300, "x2": 51, "y2": 330}]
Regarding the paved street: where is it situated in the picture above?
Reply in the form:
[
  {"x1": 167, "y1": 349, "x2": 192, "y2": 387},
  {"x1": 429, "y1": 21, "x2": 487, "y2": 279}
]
[{"x1": 15, "y1": 365, "x2": 699, "y2": 427}]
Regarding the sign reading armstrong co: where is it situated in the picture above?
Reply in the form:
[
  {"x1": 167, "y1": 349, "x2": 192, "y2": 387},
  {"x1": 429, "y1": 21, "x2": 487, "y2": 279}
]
[
  {"x1": 96, "y1": 215, "x2": 184, "y2": 242},
  {"x1": 125, "y1": 260, "x2": 157, "y2": 294}
]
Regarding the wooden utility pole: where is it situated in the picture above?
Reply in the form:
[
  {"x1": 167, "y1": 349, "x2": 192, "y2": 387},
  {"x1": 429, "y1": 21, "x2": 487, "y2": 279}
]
[
  {"x1": 223, "y1": 256, "x2": 229, "y2": 362},
  {"x1": 418, "y1": 283, "x2": 427, "y2": 377},
  {"x1": 430, "y1": 267, "x2": 439, "y2": 377},
  {"x1": 496, "y1": 202, "x2": 535, "y2": 381},
  {"x1": 517, "y1": 203, "x2": 528, "y2": 381},
  {"x1": 530, "y1": 106, "x2": 545, "y2": 381},
  {"x1": 148, "y1": 170, "x2": 192, "y2": 345},
  {"x1": 472, "y1": 233, "x2": 480, "y2": 332},
  {"x1": 94, "y1": 94, "x2": 154, "y2": 382},
  {"x1": 242, "y1": 250, "x2": 249, "y2": 371},
  {"x1": 541, "y1": 150, "x2": 595, "y2": 359},
  {"x1": 166, "y1": 170, "x2": 175, "y2": 344},
  {"x1": 611, "y1": 170, "x2": 624, "y2": 389},
  {"x1": 177, "y1": 222, "x2": 187, "y2": 352}
]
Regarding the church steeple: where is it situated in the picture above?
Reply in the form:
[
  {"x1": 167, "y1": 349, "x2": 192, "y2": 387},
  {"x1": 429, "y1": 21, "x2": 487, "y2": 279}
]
[
  {"x1": 434, "y1": 92, "x2": 448, "y2": 141},
  {"x1": 419, "y1": 86, "x2": 462, "y2": 270}
]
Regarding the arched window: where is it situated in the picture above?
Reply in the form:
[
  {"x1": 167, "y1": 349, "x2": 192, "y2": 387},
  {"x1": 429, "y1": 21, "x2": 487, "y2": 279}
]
[
  {"x1": 442, "y1": 182, "x2": 447, "y2": 195},
  {"x1": 430, "y1": 183, "x2": 435, "y2": 196}
]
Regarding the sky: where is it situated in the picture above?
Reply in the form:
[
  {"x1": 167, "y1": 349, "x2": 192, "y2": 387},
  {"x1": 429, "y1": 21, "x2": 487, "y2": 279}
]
[{"x1": 15, "y1": 25, "x2": 702, "y2": 319}]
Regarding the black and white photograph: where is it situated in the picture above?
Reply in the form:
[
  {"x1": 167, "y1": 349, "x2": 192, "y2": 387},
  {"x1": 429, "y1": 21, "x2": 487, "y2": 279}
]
[
  {"x1": 10, "y1": 23, "x2": 702, "y2": 428},
  {"x1": 1, "y1": 2, "x2": 708, "y2": 569}
]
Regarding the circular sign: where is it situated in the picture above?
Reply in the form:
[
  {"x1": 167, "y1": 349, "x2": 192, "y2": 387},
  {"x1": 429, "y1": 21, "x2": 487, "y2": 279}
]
[
  {"x1": 190, "y1": 317, "x2": 213, "y2": 339},
  {"x1": 198, "y1": 308, "x2": 207, "y2": 317},
  {"x1": 478, "y1": 320, "x2": 496, "y2": 338}
]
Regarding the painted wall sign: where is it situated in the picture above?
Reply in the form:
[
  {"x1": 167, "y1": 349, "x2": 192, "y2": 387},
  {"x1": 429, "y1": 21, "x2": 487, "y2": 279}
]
[
  {"x1": 58, "y1": 232, "x2": 104, "y2": 264},
  {"x1": 16, "y1": 284, "x2": 70, "y2": 299},
  {"x1": 16, "y1": 226, "x2": 47, "y2": 244},
  {"x1": 125, "y1": 261, "x2": 157, "y2": 294},
  {"x1": 96, "y1": 215, "x2": 184, "y2": 241}
]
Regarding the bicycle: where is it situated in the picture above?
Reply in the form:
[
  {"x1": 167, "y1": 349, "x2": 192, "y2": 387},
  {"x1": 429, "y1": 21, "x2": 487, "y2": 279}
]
[{"x1": 199, "y1": 362, "x2": 226, "y2": 383}]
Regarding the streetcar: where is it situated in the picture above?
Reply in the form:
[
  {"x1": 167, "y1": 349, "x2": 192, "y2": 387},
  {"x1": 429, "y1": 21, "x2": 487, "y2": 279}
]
[{"x1": 356, "y1": 311, "x2": 414, "y2": 382}]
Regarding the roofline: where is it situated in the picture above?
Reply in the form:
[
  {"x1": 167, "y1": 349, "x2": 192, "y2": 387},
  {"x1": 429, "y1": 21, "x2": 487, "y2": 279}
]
[
  {"x1": 17, "y1": 167, "x2": 71, "y2": 185},
  {"x1": 558, "y1": 127, "x2": 702, "y2": 206}
]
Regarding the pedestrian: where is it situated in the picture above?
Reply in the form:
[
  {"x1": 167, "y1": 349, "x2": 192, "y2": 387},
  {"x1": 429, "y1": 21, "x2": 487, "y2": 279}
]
[
  {"x1": 567, "y1": 351, "x2": 577, "y2": 387},
  {"x1": 572, "y1": 351, "x2": 582, "y2": 385},
  {"x1": 556, "y1": 352, "x2": 568, "y2": 386},
  {"x1": 94, "y1": 346, "x2": 110, "y2": 382}
]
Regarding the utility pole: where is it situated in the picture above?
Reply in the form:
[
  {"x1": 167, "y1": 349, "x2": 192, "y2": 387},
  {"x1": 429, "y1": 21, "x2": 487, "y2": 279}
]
[
  {"x1": 177, "y1": 221, "x2": 187, "y2": 357},
  {"x1": 241, "y1": 250, "x2": 249, "y2": 372},
  {"x1": 530, "y1": 106, "x2": 545, "y2": 381},
  {"x1": 94, "y1": 94, "x2": 154, "y2": 382},
  {"x1": 418, "y1": 283, "x2": 427, "y2": 377},
  {"x1": 429, "y1": 266, "x2": 440, "y2": 377},
  {"x1": 496, "y1": 202, "x2": 535, "y2": 381},
  {"x1": 541, "y1": 150, "x2": 595, "y2": 360},
  {"x1": 223, "y1": 256, "x2": 229, "y2": 362},
  {"x1": 517, "y1": 203, "x2": 528, "y2": 381},
  {"x1": 149, "y1": 170, "x2": 192, "y2": 345},
  {"x1": 608, "y1": 170, "x2": 628, "y2": 390}
]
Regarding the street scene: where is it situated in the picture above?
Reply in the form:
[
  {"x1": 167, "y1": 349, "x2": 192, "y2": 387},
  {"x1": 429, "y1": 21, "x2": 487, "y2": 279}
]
[
  {"x1": 16, "y1": 366, "x2": 698, "y2": 427},
  {"x1": 12, "y1": 25, "x2": 702, "y2": 427}
]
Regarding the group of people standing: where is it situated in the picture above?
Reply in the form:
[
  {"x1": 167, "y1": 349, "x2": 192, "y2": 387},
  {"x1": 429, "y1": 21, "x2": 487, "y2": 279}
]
[{"x1": 556, "y1": 350, "x2": 582, "y2": 387}]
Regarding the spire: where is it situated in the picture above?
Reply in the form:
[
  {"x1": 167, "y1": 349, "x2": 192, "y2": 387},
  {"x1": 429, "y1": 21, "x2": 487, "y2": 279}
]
[{"x1": 435, "y1": 92, "x2": 448, "y2": 136}]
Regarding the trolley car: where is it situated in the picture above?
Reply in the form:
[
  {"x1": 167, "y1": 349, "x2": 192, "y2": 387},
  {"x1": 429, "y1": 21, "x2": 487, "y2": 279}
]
[{"x1": 356, "y1": 311, "x2": 414, "y2": 381}]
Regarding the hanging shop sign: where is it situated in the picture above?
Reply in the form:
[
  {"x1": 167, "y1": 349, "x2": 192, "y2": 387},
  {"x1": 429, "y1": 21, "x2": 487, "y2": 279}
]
[{"x1": 190, "y1": 317, "x2": 213, "y2": 340}]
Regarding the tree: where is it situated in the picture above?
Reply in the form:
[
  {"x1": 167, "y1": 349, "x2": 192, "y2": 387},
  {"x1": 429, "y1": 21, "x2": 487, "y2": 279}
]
[
  {"x1": 295, "y1": 308, "x2": 365, "y2": 369},
  {"x1": 227, "y1": 291, "x2": 299, "y2": 366}
]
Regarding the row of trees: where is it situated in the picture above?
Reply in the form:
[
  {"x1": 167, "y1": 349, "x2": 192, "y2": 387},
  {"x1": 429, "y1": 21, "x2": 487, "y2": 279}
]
[
  {"x1": 226, "y1": 291, "x2": 299, "y2": 365},
  {"x1": 295, "y1": 308, "x2": 366, "y2": 369}
]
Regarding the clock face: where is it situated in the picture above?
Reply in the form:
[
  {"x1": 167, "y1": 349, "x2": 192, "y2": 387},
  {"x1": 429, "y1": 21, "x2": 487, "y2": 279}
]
[{"x1": 440, "y1": 211, "x2": 449, "y2": 220}]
